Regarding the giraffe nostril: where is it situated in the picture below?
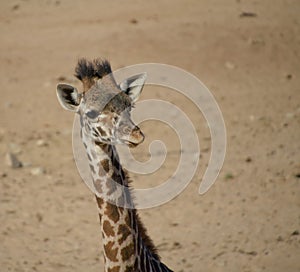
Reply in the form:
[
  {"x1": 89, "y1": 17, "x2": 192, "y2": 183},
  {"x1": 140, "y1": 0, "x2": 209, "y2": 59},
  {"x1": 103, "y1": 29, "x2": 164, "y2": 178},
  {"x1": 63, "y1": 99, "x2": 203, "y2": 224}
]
[{"x1": 122, "y1": 127, "x2": 131, "y2": 134}]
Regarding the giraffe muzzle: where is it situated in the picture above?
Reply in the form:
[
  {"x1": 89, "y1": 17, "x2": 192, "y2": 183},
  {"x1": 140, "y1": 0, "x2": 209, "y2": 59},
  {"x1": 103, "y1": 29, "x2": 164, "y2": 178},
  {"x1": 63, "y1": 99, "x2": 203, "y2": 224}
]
[{"x1": 120, "y1": 126, "x2": 144, "y2": 147}]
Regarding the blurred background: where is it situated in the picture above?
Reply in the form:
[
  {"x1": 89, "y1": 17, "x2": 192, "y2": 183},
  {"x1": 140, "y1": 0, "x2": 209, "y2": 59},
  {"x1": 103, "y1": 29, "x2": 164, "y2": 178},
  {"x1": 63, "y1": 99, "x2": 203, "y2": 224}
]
[{"x1": 0, "y1": 0, "x2": 299, "y2": 271}]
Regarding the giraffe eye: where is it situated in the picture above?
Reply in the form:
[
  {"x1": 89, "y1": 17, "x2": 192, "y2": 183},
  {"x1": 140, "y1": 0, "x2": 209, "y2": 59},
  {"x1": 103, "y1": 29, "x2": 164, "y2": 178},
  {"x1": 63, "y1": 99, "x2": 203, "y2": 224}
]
[{"x1": 86, "y1": 110, "x2": 98, "y2": 119}]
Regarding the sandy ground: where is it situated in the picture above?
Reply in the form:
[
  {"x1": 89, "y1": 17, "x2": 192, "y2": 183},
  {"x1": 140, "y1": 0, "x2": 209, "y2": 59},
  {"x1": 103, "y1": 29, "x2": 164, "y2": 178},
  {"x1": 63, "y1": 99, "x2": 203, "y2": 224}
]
[{"x1": 0, "y1": 0, "x2": 299, "y2": 271}]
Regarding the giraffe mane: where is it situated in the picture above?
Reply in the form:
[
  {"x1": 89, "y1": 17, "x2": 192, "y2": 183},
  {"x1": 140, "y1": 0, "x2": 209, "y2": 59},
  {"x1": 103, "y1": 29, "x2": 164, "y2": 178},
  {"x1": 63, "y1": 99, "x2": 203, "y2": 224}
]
[
  {"x1": 75, "y1": 58, "x2": 112, "y2": 81},
  {"x1": 124, "y1": 172, "x2": 161, "y2": 261},
  {"x1": 96, "y1": 142, "x2": 161, "y2": 260},
  {"x1": 134, "y1": 209, "x2": 161, "y2": 259}
]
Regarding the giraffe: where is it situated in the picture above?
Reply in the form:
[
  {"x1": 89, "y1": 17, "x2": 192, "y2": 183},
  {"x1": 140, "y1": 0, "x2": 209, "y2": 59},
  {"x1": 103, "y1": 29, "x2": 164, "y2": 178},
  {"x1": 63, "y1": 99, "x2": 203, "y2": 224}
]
[{"x1": 56, "y1": 58, "x2": 173, "y2": 272}]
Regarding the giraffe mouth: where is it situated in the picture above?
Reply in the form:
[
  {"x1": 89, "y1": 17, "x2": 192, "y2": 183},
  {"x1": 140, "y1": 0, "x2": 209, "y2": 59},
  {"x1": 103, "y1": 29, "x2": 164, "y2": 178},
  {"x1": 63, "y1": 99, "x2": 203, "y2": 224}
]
[
  {"x1": 121, "y1": 133, "x2": 144, "y2": 147},
  {"x1": 122, "y1": 139, "x2": 141, "y2": 148},
  {"x1": 118, "y1": 126, "x2": 145, "y2": 147}
]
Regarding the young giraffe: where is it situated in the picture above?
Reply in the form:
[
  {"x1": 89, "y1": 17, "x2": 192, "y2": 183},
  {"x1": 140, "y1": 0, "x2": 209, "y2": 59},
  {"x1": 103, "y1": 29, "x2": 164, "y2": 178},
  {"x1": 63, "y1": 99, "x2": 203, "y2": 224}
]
[{"x1": 56, "y1": 59, "x2": 173, "y2": 272}]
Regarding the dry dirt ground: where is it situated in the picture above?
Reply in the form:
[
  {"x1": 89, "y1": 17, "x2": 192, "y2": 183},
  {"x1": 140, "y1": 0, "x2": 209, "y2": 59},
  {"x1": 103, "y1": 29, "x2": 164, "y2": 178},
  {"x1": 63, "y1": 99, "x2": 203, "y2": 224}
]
[{"x1": 0, "y1": 0, "x2": 299, "y2": 271}]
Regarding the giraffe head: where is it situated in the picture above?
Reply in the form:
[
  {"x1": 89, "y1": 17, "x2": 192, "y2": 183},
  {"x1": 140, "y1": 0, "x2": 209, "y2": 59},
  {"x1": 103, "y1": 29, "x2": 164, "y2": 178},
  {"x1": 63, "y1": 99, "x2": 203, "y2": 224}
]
[{"x1": 56, "y1": 59, "x2": 146, "y2": 147}]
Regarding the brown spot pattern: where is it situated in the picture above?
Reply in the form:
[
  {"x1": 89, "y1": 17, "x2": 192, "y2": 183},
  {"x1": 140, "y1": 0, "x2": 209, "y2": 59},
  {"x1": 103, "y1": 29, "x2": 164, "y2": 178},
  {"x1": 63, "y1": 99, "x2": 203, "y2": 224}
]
[
  {"x1": 98, "y1": 126, "x2": 107, "y2": 136},
  {"x1": 117, "y1": 224, "x2": 132, "y2": 244},
  {"x1": 108, "y1": 266, "x2": 120, "y2": 272},
  {"x1": 125, "y1": 265, "x2": 135, "y2": 272},
  {"x1": 104, "y1": 241, "x2": 118, "y2": 262},
  {"x1": 121, "y1": 243, "x2": 135, "y2": 261},
  {"x1": 103, "y1": 220, "x2": 115, "y2": 237},
  {"x1": 106, "y1": 178, "x2": 117, "y2": 196},
  {"x1": 96, "y1": 196, "x2": 104, "y2": 209},
  {"x1": 99, "y1": 164, "x2": 107, "y2": 177},
  {"x1": 125, "y1": 213, "x2": 131, "y2": 226},
  {"x1": 105, "y1": 202, "x2": 120, "y2": 223},
  {"x1": 94, "y1": 180, "x2": 104, "y2": 196},
  {"x1": 101, "y1": 159, "x2": 110, "y2": 173}
]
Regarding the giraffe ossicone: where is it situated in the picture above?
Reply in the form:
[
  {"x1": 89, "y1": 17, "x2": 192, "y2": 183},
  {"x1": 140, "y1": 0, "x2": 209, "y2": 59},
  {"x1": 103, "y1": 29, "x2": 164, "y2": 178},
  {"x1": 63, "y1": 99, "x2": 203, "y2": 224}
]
[{"x1": 56, "y1": 58, "x2": 173, "y2": 272}]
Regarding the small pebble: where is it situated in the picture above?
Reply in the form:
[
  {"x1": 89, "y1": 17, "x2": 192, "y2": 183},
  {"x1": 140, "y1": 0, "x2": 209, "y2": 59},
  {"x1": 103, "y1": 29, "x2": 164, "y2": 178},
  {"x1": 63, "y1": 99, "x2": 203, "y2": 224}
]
[
  {"x1": 22, "y1": 161, "x2": 32, "y2": 167},
  {"x1": 245, "y1": 156, "x2": 252, "y2": 163},
  {"x1": 249, "y1": 115, "x2": 255, "y2": 121},
  {"x1": 5, "y1": 102, "x2": 13, "y2": 108},
  {"x1": 277, "y1": 236, "x2": 284, "y2": 242},
  {"x1": 173, "y1": 242, "x2": 182, "y2": 248},
  {"x1": 0, "y1": 172, "x2": 7, "y2": 178},
  {"x1": 225, "y1": 61, "x2": 235, "y2": 70},
  {"x1": 130, "y1": 18, "x2": 138, "y2": 24},
  {"x1": 285, "y1": 112, "x2": 294, "y2": 119},
  {"x1": 36, "y1": 213, "x2": 43, "y2": 222},
  {"x1": 11, "y1": 4, "x2": 20, "y2": 11},
  {"x1": 30, "y1": 167, "x2": 45, "y2": 176},
  {"x1": 57, "y1": 75, "x2": 66, "y2": 81},
  {"x1": 249, "y1": 37, "x2": 265, "y2": 45},
  {"x1": 225, "y1": 173, "x2": 234, "y2": 180},
  {"x1": 36, "y1": 139, "x2": 48, "y2": 147},
  {"x1": 5, "y1": 152, "x2": 22, "y2": 168},
  {"x1": 240, "y1": 11, "x2": 257, "y2": 18}
]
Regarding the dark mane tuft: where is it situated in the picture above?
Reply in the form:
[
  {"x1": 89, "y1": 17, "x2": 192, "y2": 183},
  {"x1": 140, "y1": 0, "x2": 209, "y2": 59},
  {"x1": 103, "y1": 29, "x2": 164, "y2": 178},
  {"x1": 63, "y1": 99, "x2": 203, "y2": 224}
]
[
  {"x1": 93, "y1": 59, "x2": 112, "y2": 78},
  {"x1": 74, "y1": 58, "x2": 112, "y2": 81},
  {"x1": 74, "y1": 58, "x2": 95, "y2": 81}
]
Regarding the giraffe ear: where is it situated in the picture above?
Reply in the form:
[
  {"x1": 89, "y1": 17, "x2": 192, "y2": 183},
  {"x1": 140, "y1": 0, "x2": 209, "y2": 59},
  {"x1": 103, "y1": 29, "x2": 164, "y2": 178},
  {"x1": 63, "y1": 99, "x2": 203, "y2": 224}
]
[
  {"x1": 120, "y1": 73, "x2": 147, "y2": 102},
  {"x1": 56, "y1": 83, "x2": 81, "y2": 112}
]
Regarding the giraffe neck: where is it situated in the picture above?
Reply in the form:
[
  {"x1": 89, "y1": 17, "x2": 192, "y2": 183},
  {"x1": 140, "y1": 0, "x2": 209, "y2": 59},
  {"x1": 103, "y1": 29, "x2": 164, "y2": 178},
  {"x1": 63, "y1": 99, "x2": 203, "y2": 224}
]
[{"x1": 81, "y1": 130, "x2": 172, "y2": 272}]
